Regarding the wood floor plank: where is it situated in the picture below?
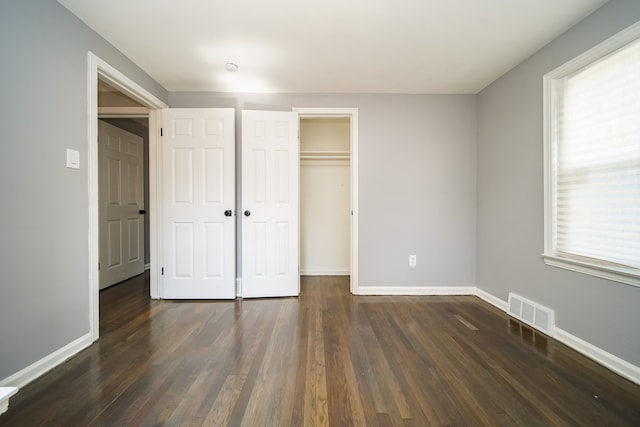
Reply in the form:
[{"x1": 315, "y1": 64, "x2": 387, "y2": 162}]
[
  {"x1": 303, "y1": 306, "x2": 329, "y2": 427},
  {"x1": 364, "y1": 304, "x2": 416, "y2": 421},
  {"x1": 1, "y1": 273, "x2": 639, "y2": 426}
]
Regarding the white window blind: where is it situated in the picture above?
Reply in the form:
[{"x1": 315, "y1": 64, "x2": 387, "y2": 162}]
[{"x1": 552, "y1": 37, "x2": 640, "y2": 270}]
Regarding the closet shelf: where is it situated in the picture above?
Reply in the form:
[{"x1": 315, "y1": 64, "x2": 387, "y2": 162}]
[{"x1": 300, "y1": 150, "x2": 350, "y2": 160}]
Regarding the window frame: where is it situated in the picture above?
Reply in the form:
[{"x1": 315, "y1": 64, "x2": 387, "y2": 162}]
[{"x1": 542, "y1": 21, "x2": 640, "y2": 288}]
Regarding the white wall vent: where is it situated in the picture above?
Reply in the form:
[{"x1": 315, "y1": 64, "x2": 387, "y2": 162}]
[{"x1": 507, "y1": 293, "x2": 555, "y2": 336}]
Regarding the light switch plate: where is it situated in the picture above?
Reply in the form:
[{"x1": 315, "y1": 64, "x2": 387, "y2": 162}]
[{"x1": 66, "y1": 148, "x2": 80, "y2": 169}]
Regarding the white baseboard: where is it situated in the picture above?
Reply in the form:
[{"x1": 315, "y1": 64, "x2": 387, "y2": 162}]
[
  {"x1": 357, "y1": 286, "x2": 476, "y2": 296},
  {"x1": 553, "y1": 327, "x2": 640, "y2": 385},
  {"x1": 474, "y1": 287, "x2": 639, "y2": 386},
  {"x1": 301, "y1": 269, "x2": 350, "y2": 276},
  {"x1": 0, "y1": 333, "x2": 93, "y2": 389},
  {"x1": 0, "y1": 387, "x2": 18, "y2": 415},
  {"x1": 474, "y1": 287, "x2": 508, "y2": 311}
]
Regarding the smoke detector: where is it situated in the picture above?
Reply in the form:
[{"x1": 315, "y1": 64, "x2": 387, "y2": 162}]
[{"x1": 225, "y1": 62, "x2": 239, "y2": 72}]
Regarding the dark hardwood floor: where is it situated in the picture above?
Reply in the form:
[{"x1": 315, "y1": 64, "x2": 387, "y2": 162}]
[{"x1": 2, "y1": 274, "x2": 639, "y2": 426}]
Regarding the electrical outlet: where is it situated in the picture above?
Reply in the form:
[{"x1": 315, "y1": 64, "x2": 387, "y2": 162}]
[{"x1": 409, "y1": 254, "x2": 417, "y2": 268}]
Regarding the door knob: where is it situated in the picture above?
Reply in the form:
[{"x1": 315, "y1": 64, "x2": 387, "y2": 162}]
[
  {"x1": 224, "y1": 210, "x2": 232, "y2": 217},
  {"x1": 139, "y1": 209, "x2": 147, "y2": 214},
  {"x1": 244, "y1": 210, "x2": 251, "y2": 217}
]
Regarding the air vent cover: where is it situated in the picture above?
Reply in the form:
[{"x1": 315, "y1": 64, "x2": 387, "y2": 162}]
[{"x1": 507, "y1": 293, "x2": 555, "y2": 336}]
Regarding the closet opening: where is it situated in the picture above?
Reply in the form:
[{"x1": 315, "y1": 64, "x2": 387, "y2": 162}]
[{"x1": 299, "y1": 117, "x2": 351, "y2": 279}]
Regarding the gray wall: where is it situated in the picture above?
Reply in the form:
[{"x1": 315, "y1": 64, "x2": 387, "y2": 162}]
[
  {"x1": 476, "y1": 0, "x2": 640, "y2": 366},
  {"x1": 0, "y1": 0, "x2": 167, "y2": 380},
  {"x1": 170, "y1": 93, "x2": 477, "y2": 288},
  {"x1": 3, "y1": 0, "x2": 637, "y2": 387}
]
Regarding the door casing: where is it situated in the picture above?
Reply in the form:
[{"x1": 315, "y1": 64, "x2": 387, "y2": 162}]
[
  {"x1": 294, "y1": 108, "x2": 359, "y2": 294},
  {"x1": 88, "y1": 52, "x2": 167, "y2": 341}
]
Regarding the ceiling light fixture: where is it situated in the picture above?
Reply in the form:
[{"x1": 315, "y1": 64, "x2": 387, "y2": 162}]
[{"x1": 225, "y1": 62, "x2": 239, "y2": 72}]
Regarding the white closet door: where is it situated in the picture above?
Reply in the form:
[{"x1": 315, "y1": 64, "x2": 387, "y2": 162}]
[
  {"x1": 161, "y1": 108, "x2": 235, "y2": 299},
  {"x1": 98, "y1": 120, "x2": 145, "y2": 289},
  {"x1": 241, "y1": 110, "x2": 300, "y2": 298}
]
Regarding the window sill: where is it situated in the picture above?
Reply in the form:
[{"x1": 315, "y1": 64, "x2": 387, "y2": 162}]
[{"x1": 542, "y1": 254, "x2": 640, "y2": 288}]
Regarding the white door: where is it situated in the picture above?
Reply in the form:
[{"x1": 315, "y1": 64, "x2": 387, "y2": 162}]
[
  {"x1": 161, "y1": 108, "x2": 235, "y2": 299},
  {"x1": 98, "y1": 120, "x2": 145, "y2": 289},
  {"x1": 241, "y1": 110, "x2": 300, "y2": 298}
]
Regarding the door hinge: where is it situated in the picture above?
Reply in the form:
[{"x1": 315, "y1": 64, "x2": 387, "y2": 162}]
[
  {"x1": 161, "y1": 267, "x2": 164, "y2": 275},
  {"x1": 98, "y1": 262, "x2": 101, "y2": 270},
  {"x1": 160, "y1": 127, "x2": 163, "y2": 136}
]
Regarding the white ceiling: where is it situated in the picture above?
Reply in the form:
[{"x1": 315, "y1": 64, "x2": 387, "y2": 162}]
[{"x1": 59, "y1": 0, "x2": 609, "y2": 94}]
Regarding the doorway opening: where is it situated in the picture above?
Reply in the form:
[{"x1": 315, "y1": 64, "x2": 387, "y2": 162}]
[
  {"x1": 295, "y1": 108, "x2": 359, "y2": 294},
  {"x1": 88, "y1": 52, "x2": 167, "y2": 341},
  {"x1": 300, "y1": 117, "x2": 350, "y2": 276},
  {"x1": 98, "y1": 78, "x2": 149, "y2": 290}
]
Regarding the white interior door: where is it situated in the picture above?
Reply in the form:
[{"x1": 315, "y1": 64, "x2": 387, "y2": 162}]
[
  {"x1": 241, "y1": 110, "x2": 300, "y2": 298},
  {"x1": 98, "y1": 120, "x2": 145, "y2": 289},
  {"x1": 161, "y1": 108, "x2": 235, "y2": 299}
]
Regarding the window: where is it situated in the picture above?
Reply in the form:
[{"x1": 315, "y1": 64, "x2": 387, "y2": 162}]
[{"x1": 543, "y1": 23, "x2": 640, "y2": 287}]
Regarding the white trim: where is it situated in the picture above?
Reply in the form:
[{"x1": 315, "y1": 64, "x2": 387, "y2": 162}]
[
  {"x1": 94, "y1": 66, "x2": 165, "y2": 109},
  {"x1": 0, "y1": 387, "x2": 18, "y2": 415},
  {"x1": 98, "y1": 106, "x2": 149, "y2": 117},
  {"x1": 351, "y1": 110, "x2": 359, "y2": 296},
  {"x1": 554, "y1": 327, "x2": 640, "y2": 385},
  {"x1": 542, "y1": 21, "x2": 640, "y2": 288},
  {"x1": 294, "y1": 108, "x2": 359, "y2": 295},
  {"x1": 88, "y1": 52, "x2": 168, "y2": 336},
  {"x1": 236, "y1": 278, "x2": 242, "y2": 298},
  {"x1": 475, "y1": 287, "x2": 508, "y2": 311},
  {"x1": 301, "y1": 269, "x2": 350, "y2": 276},
  {"x1": 148, "y1": 109, "x2": 162, "y2": 299},
  {"x1": 295, "y1": 113, "x2": 353, "y2": 119},
  {"x1": 0, "y1": 333, "x2": 93, "y2": 389},
  {"x1": 473, "y1": 287, "x2": 640, "y2": 386},
  {"x1": 542, "y1": 254, "x2": 640, "y2": 288},
  {"x1": 545, "y1": 21, "x2": 640, "y2": 79},
  {"x1": 88, "y1": 54, "x2": 100, "y2": 341},
  {"x1": 357, "y1": 286, "x2": 476, "y2": 296},
  {"x1": 542, "y1": 71, "x2": 554, "y2": 259}
]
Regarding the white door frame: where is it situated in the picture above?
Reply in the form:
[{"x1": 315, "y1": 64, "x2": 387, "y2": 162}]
[
  {"x1": 88, "y1": 52, "x2": 167, "y2": 341},
  {"x1": 293, "y1": 108, "x2": 359, "y2": 294}
]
